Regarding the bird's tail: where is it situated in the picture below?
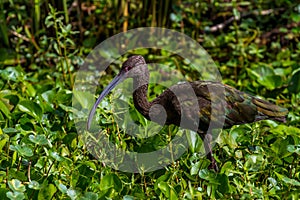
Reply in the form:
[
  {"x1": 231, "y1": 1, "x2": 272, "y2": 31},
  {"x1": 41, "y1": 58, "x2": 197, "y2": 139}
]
[{"x1": 252, "y1": 98, "x2": 288, "y2": 122}]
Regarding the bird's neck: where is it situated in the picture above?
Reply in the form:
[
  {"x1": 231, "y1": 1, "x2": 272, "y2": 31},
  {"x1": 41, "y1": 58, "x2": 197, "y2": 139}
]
[{"x1": 132, "y1": 71, "x2": 151, "y2": 119}]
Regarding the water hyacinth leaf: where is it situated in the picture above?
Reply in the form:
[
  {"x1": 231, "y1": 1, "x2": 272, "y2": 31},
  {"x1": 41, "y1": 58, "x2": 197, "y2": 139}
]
[
  {"x1": 198, "y1": 169, "x2": 219, "y2": 184},
  {"x1": 0, "y1": 98, "x2": 11, "y2": 118},
  {"x1": 287, "y1": 144, "x2": 300, "y2": 155},
  {"x1": 257, "y1": 75, "x2": 283, "y2": 90},
  {"x1": 0, "y1": 133, "x2": 9, "y2": 151},
  {"x1": 80, "y1": 192, "x2": 98, "y2": 200},
  {"x1": 28, "y1": 181, "x2": 41, "y2": 190},
  {"x1": 41, "y1": 89, "x2": 56, "y2": 104},
  {"x1": 123, "y1": 195, "x2": 135, "y2": 200},
  {"x1": 29, "y1": 134, "x2": 49, "y2": 146},
  {"x1": 73, "y1": 90, "x2": 94, "y2": 109},
  {"x1": 157, "y1": 182, "x2": 178, "y2": 200},
  {"x1": 18, "y1": 100, "x2": 43, "y2": 121},
  {"x1": 244, "y1": 154, "x2": 264, "y2": 171},
  {"x1": 6, "y1": 191, "x2": 25, "y2": 200},
  {"x1": 275, "y1": 172, "x2": 300, "y2": 186},
  {"x1": 247, "y1": 65, "x2": 284, "y2": 89},
  {"x1": 56, "y1": 182, "x2": 68, "y2": 194},
  {"x1": 10, "y1": 144, "x2": 33, "y2": 157},
  {"x1": 66, "y1": 188, "x2": 78, "y2": 200},
  {"x1": 50, "y1": 151, "x2": 64, "y2": 162},
  {"x1": 100, "y1": 174, "x2": 122, "y2": 192},
  {"x1": 23, "y1": 81, "x2": 36, "y2": 97},
  {"x1": 288, "y1": 69, "x2": 300, "y2": 94},
  {"x1": 216, "y1": 174, "x2": 230, "y2": 193},
  {"x1": 2, "y1": 127, "x2": 20, "y2": 134},
  {"x1": 190, "y1": 161, "x2": 201, "y2": 175},
  {"x1": 270, "y1": 137, "x2": 291, "y2": 158},
  {"x1": 8, "y1": 179, "x2": 26, "y2": 192},
  {"x1": 1, "y1": 66, "x2": 24, "y2": 82},
  {"x1": 38, "y1": 183, "x2": 57, "y2": 199}
]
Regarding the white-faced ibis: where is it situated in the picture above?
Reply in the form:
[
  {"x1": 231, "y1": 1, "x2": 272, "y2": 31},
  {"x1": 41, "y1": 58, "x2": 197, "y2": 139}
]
[{"x1": 87, "y1": 55, "x2": 288, "y2": 171}]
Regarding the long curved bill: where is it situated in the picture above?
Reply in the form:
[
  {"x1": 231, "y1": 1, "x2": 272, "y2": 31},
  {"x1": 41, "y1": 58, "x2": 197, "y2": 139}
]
[{"x1": 87, "y1": 71, "x2": 125, "y2": 130}]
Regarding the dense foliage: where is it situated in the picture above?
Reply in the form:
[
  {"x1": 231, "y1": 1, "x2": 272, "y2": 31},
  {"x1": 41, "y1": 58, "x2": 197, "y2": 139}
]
[{"x1": 0, "y1": 0, "x2": 299, "y2": 199}]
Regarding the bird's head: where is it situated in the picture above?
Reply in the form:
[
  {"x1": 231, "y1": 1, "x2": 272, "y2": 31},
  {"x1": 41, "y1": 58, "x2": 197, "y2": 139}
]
[
  {"x1": 87, "y1": 55, "x2": 147, "y2": 130},
  {"x1": 120, "y1": 55, "x2": 147, "y2": 78}
]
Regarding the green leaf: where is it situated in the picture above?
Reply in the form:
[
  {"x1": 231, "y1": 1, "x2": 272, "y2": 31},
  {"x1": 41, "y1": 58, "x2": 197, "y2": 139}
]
[
  {"x1": 287, "y1": 145, "x2": 300, "y2": 155},
  {"x1": 8, "y1": 179, "x2": 26, "y2": 192},
  {"x1": 275, "y1": 172, "x2": 300, "y2": 186},
  {"x1": 66, "y1": 188, "x2": 78, "y2": 200},
  {"x1": 0, "y1": 133, "x2": 9, "y2": 151},
  {"x1": 157, "y1": 182, "x2": 178, "y2": 200},
  {"x1": 0, "y1": 67, "x2": 24, "y2": 82},
  {"x1": 6, "y1": 191, "x2": 25, "y2": 200},
  {"x1": 28, "y1": 181, "x2": 41, "y2": 190},
  {"x1": 257, "y1": 75, "x2": 283, "y2": 90},
  {"x1": 29, "y1": 134, "x2": 49, "y2": 146},
  {"x1": 73, "y1": 90, "x2": 94, "y2": 109},
  {"x1": 2, "y1": 128, "x2": 20, "y2": 135},
  {"x1": 23, "y1": 81, "x2": 36, "y2": 97},
  {"x1": 288, "y1": 69, "x2": 300, "y2": 94},
  {"x1": 56, "y1": 182, "x2": 68, "y2": 194},
  {"x1": 100, "y1": 174, "x2": 122, "y2": 192},
  {"x1": 38, "y1": 183, "x2": 57, "y2": 199},
  {"x1": 123, "y1": 195, "x2": 135, "y2": 200},
  {"x1": 198, "y1": 169, "x2": 218, "y2": 184},
  {"x1": 270, "y1": 138, "x2": 292, "y2": 158},
  {"x1": 18, "y1": 100, "x2": 43, "y2": 121},
  {"x1": 0, "y1": 98, "x2": 11, "y2": 119},
  {"x1": 50, "y1": 151, "x2": 64, "y2": 162},
  {"x1": 80, "y1": 192, "x2": 98, "y2": 200},
  {"x1": 10, "y1": 145, "x2": 33, "y2": 157},
  {"x1": 216, "y1": 174, "x2": 230, "y2": 193}
]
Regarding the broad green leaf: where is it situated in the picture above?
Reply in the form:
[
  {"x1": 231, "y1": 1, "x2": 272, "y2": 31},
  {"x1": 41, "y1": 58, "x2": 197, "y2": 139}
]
[
  {"x1": 123, "y1": 195, "x2": 135, "y2": 200},
  {"x1": 158, "y1": 182, "x2": 178, "y2": 200},
  {"x1": 2, "y1": 128, "x2": 20, "y2": 134},
  {"x1": 38, "y1": 183, "x2": 57, "y2": 199},
  {"x1": 199, "y1": 169, "x2": 218, "y2": 184},
  {"x1": 100, "y1": 174, "x2": 122, "y2": 192},
  {"x1": 270, "y1": 138, "x2": 292, "y2": 158},
  {"x1": 216, "y1": 174, "x2": 230, "y2": 193},
  {"x1": 275, "y1": 172, "x2": 300, "y2": 186},
  {"x1": 56, "y1": 182, "x2": 68, "y2": 194},
  {"x1": 41, "y1": 90, "x2": 56, "y2": 104},
  {"x1": 8, "y1": 179, "x2": 26, "y2": 192},
  {"x1": 18, "y1": 100, "x2": 43, "y2": 121},
  {"x1": 0, "y1": 66, "x2": 24, "y2": 82},
  {"x1": 257, "y1": 75, "x2": 283, "y2": 90},
  {"x1": 6, "y1": 191, "x2": 25, "y2": 200},
  {"x1": 10, "y1": 145, "x2": 33, "y2": 157},
  {"x1": 66, "y1": 188, "x2": 78, "y2": 200},
  {"x1": 23, "y1": 81, "x2": 36, "y2": 97},
  {"x1": 0, "y1": 133, "x2": 9, "y2": 151},
  {"x1": 29, "y1": 134, "x2": 49, "y2": 146},
  {"x1": 191, "y1": 161, "x2": 201, "y2": 175},
  {"x1": 80, "y1": 192, "x2": 98, "y2": 200},
  {"x1": 28, "y1": 181, "x2": 41, "y2": 190},
  {"x1": 287, "y1": 145, "x2": 300, "y2": 155},
  {"x1": 244, "y1": 154, "x2": 264, "y2": 172},
  {"x1": 73, "y1": 90, "x2": 94, "y2": 109},
  {"x1": 50, "y1": 151, "x2": 64, "y2": 162},
  {"x1": 288, "y1": 70, "x2": 300, "y2": 94},
  {"x1": 0, "y1": 98, "x2": 11, "y2": 119}
]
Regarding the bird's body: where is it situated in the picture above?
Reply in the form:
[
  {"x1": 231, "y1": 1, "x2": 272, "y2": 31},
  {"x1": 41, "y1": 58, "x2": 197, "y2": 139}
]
[
  {"x1": 132, "y1": 80, "x2": 287, "y2": 133},
  {"x1": 87, "y1": 55, "x2": 288, "y2": 171}
]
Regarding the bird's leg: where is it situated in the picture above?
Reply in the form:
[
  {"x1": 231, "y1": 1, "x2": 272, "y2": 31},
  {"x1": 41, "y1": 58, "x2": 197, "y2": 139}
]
[{"x1": 202, "y1": 132, "x2": 218, "y2": 172}]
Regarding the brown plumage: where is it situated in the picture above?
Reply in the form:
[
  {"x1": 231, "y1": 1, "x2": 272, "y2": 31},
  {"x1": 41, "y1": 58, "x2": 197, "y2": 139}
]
[{"x1": 87, "y1": 55, "x2": 288, "y2": 171}]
